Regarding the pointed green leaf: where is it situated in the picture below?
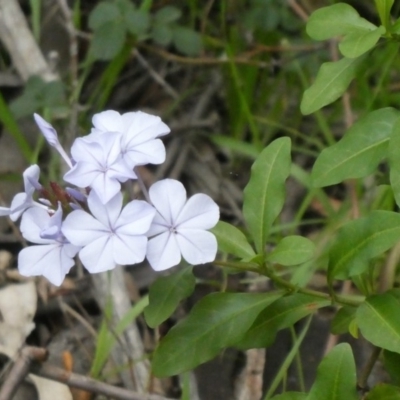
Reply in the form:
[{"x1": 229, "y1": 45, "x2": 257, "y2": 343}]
[
  {"x1": 235, "y1": 294, "x2": 329, "y2": 349},
  {"x1": 389, "y1": 118, "x2": 400, "y2": 207},
  {"x1": 356, "y1": 290, "x2": 400, "y2": 354},
  {"x1": 307, "y1": 343, "x2": 358, "y2": 400},
  {"x1": 331, "y1": 306, "x2": 357, "y2": 335},
  {"x1": 243, "y1": 138, "x2": 291, "y2": 254},
  {"x1": 329, "y1": 211, "x2": 400, "y2": 280},
  {"x1": 339, "y1": 26, "x2": 385, "y2": 58},
  {"x1": 267, "y1": 236, "x2": 315, "y2": 266},
  {"x1": 301, "y1": 56, "x2": 365, "y2": 115},
  {"x1": 211, "y1": 221, "x2": 255, "y2": 259},
  {"x1": 144, "y1": 268, "x2": 196, "y2": 328},
  {"x1": 152, "y1": 291, "x2": 283, "y2": 377},
  {"x1": 312, "y1": 108, "x2": 400, "y2": 187},
  {"x1": 366, "y1": 384, "x2": 400, "y2": 400},
  {"x1": 307, "y1": 3, "x2": 376, "y2": 41},
  {"x1": 375, "y1": 0, "x2": 394, "y2": 29}
]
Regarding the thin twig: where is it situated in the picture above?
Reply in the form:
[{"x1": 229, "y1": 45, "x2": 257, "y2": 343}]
[
  {"x1": 0, "y1": 347, "x2": 48, "y2": 400},
  {"x1": 0, "y1": 346, "x2": 172, "y2": 400},
  {"x1": 35, "y1": 364, "x2": 172, "y2": 400},
  {"x1": 357, "y1": 346, "x2": 382, "y2": 390},
  {"x1": 287, "y1": 0, "x2": 309, "y2": 22},
  {"x1": 133, "y1": 49, "x2": 179, "y2": 99}
]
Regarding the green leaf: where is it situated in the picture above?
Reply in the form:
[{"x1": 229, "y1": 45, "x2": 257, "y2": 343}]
[
  {"x1": 243, "y1": 138, "x2": 291, "y2": 254},
  {"x1": 151, "y1": 23, "x2": 173, "y2": 46},
  {"x1": 152, "y1": 291, "x2": 283, "y2": 377},
  {"x1": 172, "y1": 26, "x2": 203, "y2": 56},
  {"x1": 271, "y1": 393, "x2": 307, "y2": 400},
  {"x1": 125, "y1": 9, "x2": 150, "y2": 37},
  {"x1": 211, "y1": 221, "x2": 255, "y2": 259},
  {"x1": 392, "y1": 18, "x2": 400, "y2": 34},
  {"x1": 144, "y1": 268, "x2": 196, "y2": 328},
  {"x1": 389, "y1": 118, "x2": 400, "y2": 207},
  {"x1": 383, "y1": 350, "x2": 400, "y2": 386},
  {"x1": 366, "y1": 384, "x2": 400, "y2": 399},
  {"x1": 331, "y1": 306, "x2": 357, "y2": 335},
  {"x1": 307, "y1": 343, "x2": 358, "y2": 400},
  {"x1": 328, "y1": 211, "x2": 400, "y2": 280},
  {"x1": 339, "y1": 26, "x2": 385, "y2": 58},
  {"x1": 267, "y1": 236, "x2": 315, "y2": 266},
  {"x1": 375, "y1": 0, "x2": 394, "y2": 30},
  {"x1": 90, "y1": 21, "x2": 126, "y2": 60},
  {"x1": 356, "y1": 290, "x2": 400, "y2": 354},
  {"x1": 154, "y1": 5, "x2": 181, "y2": 23},
  {"x1": 211, "y1": 135, "x2": 261, "y2": 159},
  {"x1": 91, "y1": 295, "x2": 148, "y2": 378},
  {"x1": 89, "y1": 2, "x2": 121, "y2": 30},
  {"x1": 311, "y1": 108, "x2": 400, "y2": 187},
  {"x1": 307, "y1": 3, "x2": 377, "y2": 40},
  {"x1": 301, "y1": 56, "x2": 365, "y2": 115},
  {"x1": 235, "y1": 294, "x2": 329, "y2": 349}
]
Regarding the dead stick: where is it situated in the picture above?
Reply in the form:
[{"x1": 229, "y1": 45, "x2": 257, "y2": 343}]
[
  {"x1": 0, "y1": 347, "x2": 48, "y2": 400},
  {"x1": 0, "y1": 347, "x2": 172, "y2": 400},
  {"x1": 33, "y1": 364, "x2": 172, "y2": 400}
]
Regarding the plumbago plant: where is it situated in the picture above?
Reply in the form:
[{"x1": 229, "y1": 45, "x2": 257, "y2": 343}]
[
  {"x1": 145, "y1": 2, "x2": 400, "y2": 400},
  {"x1": 2, "y1": 3, "x2": 400, "y2": 400}
]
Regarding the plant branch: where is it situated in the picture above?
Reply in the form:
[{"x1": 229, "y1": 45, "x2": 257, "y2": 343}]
[
  {"x1": 357, "y1": 346, "x2": 382, "y2": 390},
  {"x1": 215, "y1": 261, "x2": 364, "y2": 307},
  {"x1": 0, "y1": 346, "x2": 172, "y2": 400}
]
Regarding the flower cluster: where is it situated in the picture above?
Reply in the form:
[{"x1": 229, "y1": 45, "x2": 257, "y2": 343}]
[{"x1": 0, "y1": 111, "x2": 219, "y2": 286}]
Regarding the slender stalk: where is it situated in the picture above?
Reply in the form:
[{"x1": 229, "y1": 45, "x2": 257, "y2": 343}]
[
  {"x1": 357, "y1": 346, "x2": 382, "y2": 390},
  {"x1": 214, "y1": 261, "x2": 364, "y2": 307}
]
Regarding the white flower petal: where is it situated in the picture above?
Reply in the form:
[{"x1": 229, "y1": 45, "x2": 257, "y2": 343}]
[
  {"x1": 87, "y1": 191, "x2": 122, "y2": 228},
  {"x1": 113, "y1": 234, "x2": 148, "y2": 265},
  {"x1": 62, "y1": 210, "x2": 107, "y2": 246},
  {"x1": 149, "y1": 179, "x2": 186, "y2": 225},
  {"x1": 176, "y1": 229, "x2": 217, "y2": 265},
  {"x1": 117, "y1": 200, "x2": 155, "y2": 235},
  {"x1": 92, "y1": 110, "x2": 123, "y2": 133},
  {"x1": 176, "y1": 193, "x2": 219, "y2": 230},
  {"x1": 147, "y1": 231, "x2": 181, "y2": 271},
  {"x1": 70, "y1": 137, "x2": 103, "y2": 164},
  {"x1": 124, "y1": 139, "x2": 166, "y2": 166},
  {"x1": 90, "y1": 173, "x2": 121, "y2": 204},
  {"x1": 20, "y1": 208, "x2": 52, "y2": 244},
  {"x1": 63, "y1": 162, "x2": 99, "y2": 188},
  {"x1": 18, "y1": 244, "x2": 75, "y2": 286},
  {"x1": 124, "y1": 111, "x2": 170, "y2": 139},
  {"x1": 147, "y1": 212, "x2": 169, "y2": 237},
  {"x1": 78, "y1": 235, "x2": 115, "y2": 273}
]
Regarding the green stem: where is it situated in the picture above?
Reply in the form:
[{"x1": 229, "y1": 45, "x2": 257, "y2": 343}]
[
  {"x1": 357, "y1": 346, "x2": 381, "y2": 389},
  {"x1": 214, "y1": 261, "x2": 363, "y2": 307}
]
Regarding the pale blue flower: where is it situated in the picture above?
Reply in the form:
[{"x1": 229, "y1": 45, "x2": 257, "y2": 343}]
[
  {"x1": 91, "y1": 110, "x2": 170, "y2": 168},
  {"x1": 63, "y1": 132, "x2": 135, "y2": 204},
  {"x1": 146, "y1": 179, "x2": 219, "y2": 271},
  {"x1": 62, "y1": 191, "x2": 155, "y2": 273},
  {"x1": 9, "y1": 164, "x2": 44, "y2": 221},
  {"x1": 18, "y1": 204, "x2": 80, "y2": 286},
  {"x1": 34, "y1": 114, "x2": 73, "y2": 168}
]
